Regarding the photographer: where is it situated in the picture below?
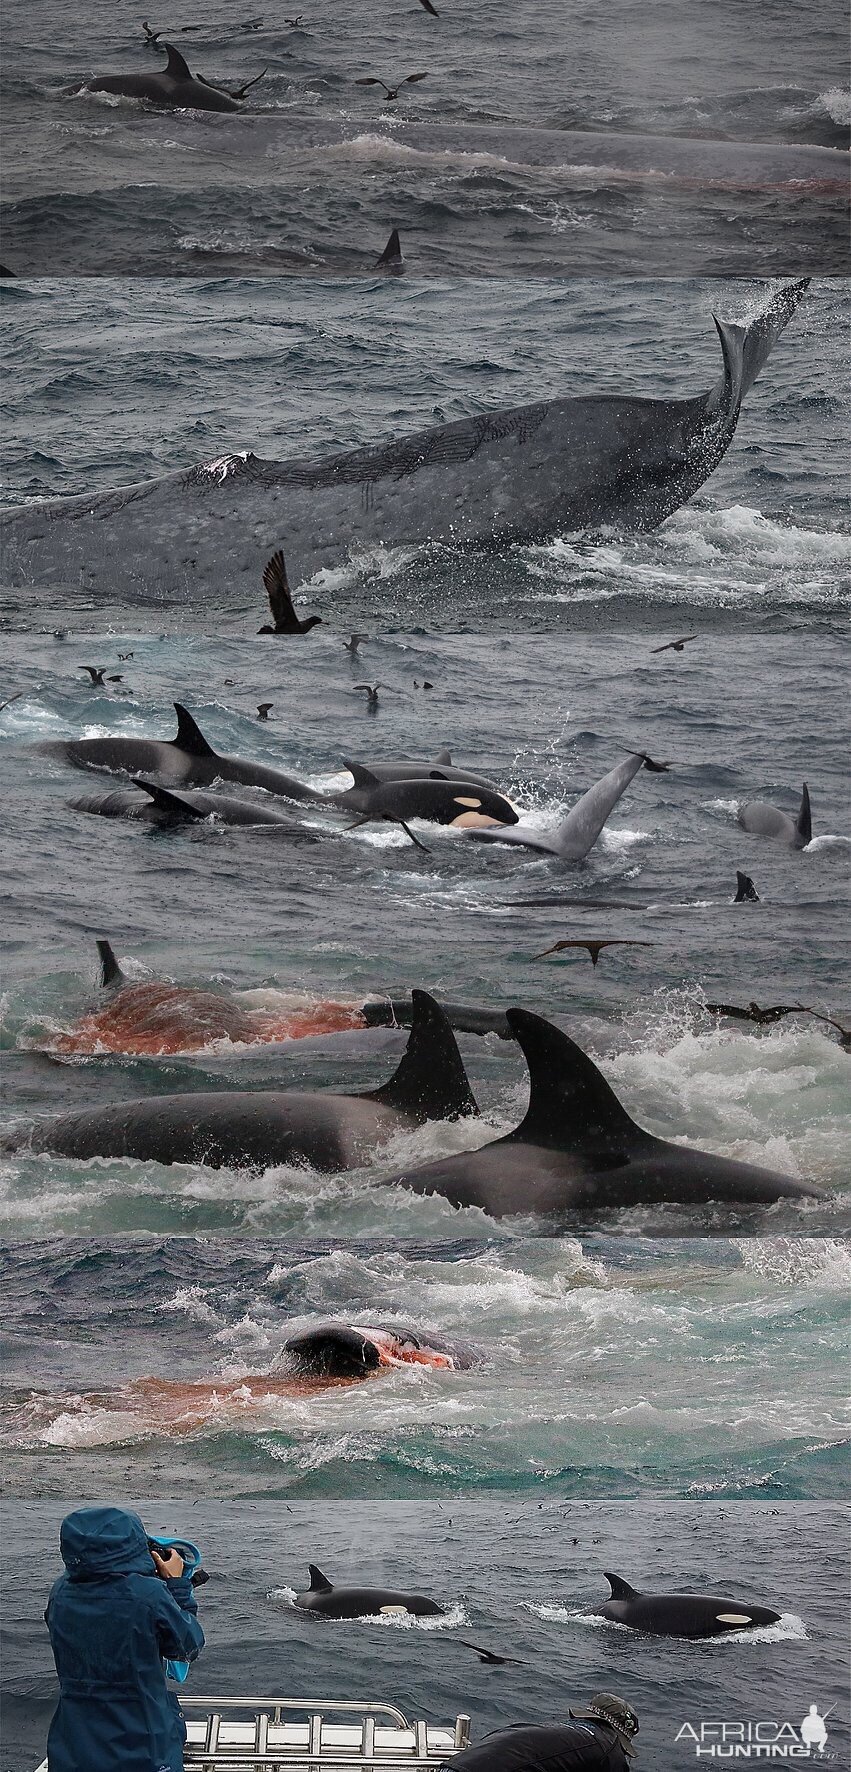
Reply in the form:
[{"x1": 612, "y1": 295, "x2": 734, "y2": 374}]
[
  {"x1": 440, "y1": 1695, "x2": 639, "y2": 1770},
  {"x1": 44, "y1": 1506, "x2": 205, "y2": 1772}
]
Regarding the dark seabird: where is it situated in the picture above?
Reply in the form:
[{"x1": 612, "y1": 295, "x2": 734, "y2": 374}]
[
  {"x1": 79, "y1": 666, "x2": 123, "y2": 685},
  {"x1": 354, "y1": 683, "x2": 382, "y2": 710},
  {"x1": 457, "y1": 1641, "x2": 524, "y2": 1667},
  {"x1": 355, "y1": 72, "x2": 429, "y2": 102},
  {"x1": 198, "y1": 66, "x2": 267, "y2": 100},
  {"x1": 535, "y1": 938, "x2": 655, "y2": 966},
  {"x1": 343, "y1": 634, "x2": 368, "y2": 655},
  {"x1": 651, "y1": 635, "x2": 698, "y2": 654},
  {"x1": 705, "y1": 1001, "x2": 801, "y2": 1026},
  {"x1": 257, "y1": 551, "x2": 322, "y2": 636}
]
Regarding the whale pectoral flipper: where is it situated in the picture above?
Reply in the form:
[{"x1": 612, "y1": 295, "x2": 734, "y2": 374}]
[
  {"x1": 132, "y1": 779, "x2": 209, "y2": 819},
  {"x1": 173, "y1": 704, "x2": 218, "y2": 759},
  {"x1": 505, "y1": 1009, "x2": 645, "y2": 1153},
  {"x1": 163, "y1": 43, "x2": 194, "y2": 81},
  {"x1": 604, "y1": 1573, "x2": 639, "y2": 1601},
  {"x1": 367, "y1": 990, "x2": 478, "y2": 1122},
  {"x1": 308, "y1": 1565, "x2": 334, "y2": 1592},
  {"x1": 96, "y1": 939, "x2": 126, "y2": 989}
]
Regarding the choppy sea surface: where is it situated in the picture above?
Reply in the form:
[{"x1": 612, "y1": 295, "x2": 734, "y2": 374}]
[
  {"x1": 1, "y1": 276, "x2": 849, "y2": 1235},
  {"x1": 0, "y1": 1236, "x2": 848, "y2": 1499},
  {"x1": 1, "y1": 0, "x2": 849, "y2": 275},
  {"x1": 1, "y1": 1500, "x2": 848, "y2": 1772}
]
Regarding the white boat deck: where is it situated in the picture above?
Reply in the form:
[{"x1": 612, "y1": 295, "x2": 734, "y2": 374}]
[{"x1": 35, "y1": 1695, "x2": 472, "y2": 1769}]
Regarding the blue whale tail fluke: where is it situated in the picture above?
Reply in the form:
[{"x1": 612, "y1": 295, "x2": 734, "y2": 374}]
[
  {"x1": 505, "y1": 1009, "x2": 644, "y2": 1155},
  {"x1": 368, "y1": 990, "x2": 478, "y2": 1122},
  {"x1": 308, "y1": 1565, "x2": 334, "y2": 1592},
  {"x1": 164, "y1": 43, "x2": 193, "y2": 80},
  {"x1": 796, "y1": 783, "x2": 812, "y2": 846},
  {"x1": 96, "y1": 939, "x2": 126, "y2": 989},
  {"x1": 173, "y1": 703, "x2": 218, "y2": 759},
  {"x1": 708, "y1": 279, "x2": 811, "y2": 423},
  {"x1": 604, "y1": 1572, "x2": 639, "y2": 1600}
]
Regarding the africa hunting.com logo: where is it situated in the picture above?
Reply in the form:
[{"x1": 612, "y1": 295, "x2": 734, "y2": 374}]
[{"x1": 676, "y1": 1704, "x2": 838, "y2": 1759}]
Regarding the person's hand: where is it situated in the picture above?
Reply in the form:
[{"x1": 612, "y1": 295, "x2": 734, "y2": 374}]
[{"x1": 151, "y1": 1547, "x2": 184, "y2": 1579}]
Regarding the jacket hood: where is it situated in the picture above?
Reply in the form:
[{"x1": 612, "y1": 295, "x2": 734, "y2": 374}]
[{"x1": 60, "y1": 1507, "x2": 157, "y2": 1581}]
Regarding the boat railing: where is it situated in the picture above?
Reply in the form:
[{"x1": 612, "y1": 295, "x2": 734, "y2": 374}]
[{"x1": 178, "y1": 1695, "x2": 472, "y2": 1768}]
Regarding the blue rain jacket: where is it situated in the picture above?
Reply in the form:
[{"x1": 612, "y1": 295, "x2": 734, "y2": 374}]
[{"x1": 45, "y1": 1507, "x2": 205, "y2": 1772}]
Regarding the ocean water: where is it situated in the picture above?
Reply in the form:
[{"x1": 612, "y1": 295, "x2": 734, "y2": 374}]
[
  {"x1": 0, "y1": 1236, "x2": 848, "y2": 1499},
  {"x1": 1, "y1": 1499, "x2": 848, "y2": 1772},
  {"x1": 0, "y1": 0, "x2": 848, "y2": 275},
  {"x1": 1, "y1": 276, "x2": 849, "y2": 1235}
]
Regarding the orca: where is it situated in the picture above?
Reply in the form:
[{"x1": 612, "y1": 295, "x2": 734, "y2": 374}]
[
  {"x1": 466, "y1": 752, "x2": 664, "y2": 859},
  {"x1": 596, "y1": 1573, "x2": 782, "y2": 1638},
  {"x1": 336, "y1": 765, "x2": 518, "y2": 829},
  {"x1": 80, "y1": 44, "x2": 243, "y2": 112},
  {"x1": 69, "y1": 779, "x2": 320, "y2": 829},
  {"x1": 738, "y1": 783, "x2": 811, "y2": 848},
  {"x1": 378, "y1": 1008, "x2": 823, "y2": 1214},
  {"x1": 40, "y1": 703, "x2": 323, "y2": 803},
  {"x1": 2, "y1": 283, "x2": 809, "y2": 597},
  {"x1": 28, "y1": 990, "x2": 478, "y2": 1169},
  {"x1": 734, "y1": 871, "x2": 760, "y2": 902},
  {"x1": 375, "y1": 228, "x2": 403, "y2": 271},
  {"x1": 343, "y1": 752, "x2": 502, "y2": 791},
  {"x1": 293, "y1": 1565, "x2": 443, "y2": 1618}
]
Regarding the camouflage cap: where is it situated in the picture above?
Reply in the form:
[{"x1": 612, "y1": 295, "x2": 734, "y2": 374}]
[{"x1": 570, "y1": 1693, "x2": 640, "y2": 1755}]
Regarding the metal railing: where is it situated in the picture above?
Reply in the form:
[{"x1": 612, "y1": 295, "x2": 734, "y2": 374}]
[{"x1": 179, "y1": 1696, "x2": 472, "y2": 1769}]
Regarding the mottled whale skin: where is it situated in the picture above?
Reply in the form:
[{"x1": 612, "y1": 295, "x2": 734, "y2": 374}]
[
  {"x1": 738, "y1": 783, "x2": 812, "y2": 848},
  {"x1": 379, "y1": 1009, "x2": 823, "y2": 1215},
  {"x1": 293, "y1": 1565, "x2": 443, "y2": 1619},
  {"x1": 597, "y1": 1573, "x2": 782, "y2": 1638},
  {"x1": 467, "y1": 751, "x2": 654, "y2": 859},
  {"x1": 1, "y1": 282, "x2": 808, "y2": 598},
  {"x1": 80, "y1": 44, "x2": 242, "y2": 112},
  {"x1": 28, "y1": 990, "x2": 477, "y2": 1171}
]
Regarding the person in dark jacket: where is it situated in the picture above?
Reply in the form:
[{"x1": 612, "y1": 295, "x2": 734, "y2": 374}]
[
  {"x1": 439, "y1": 1693, "x2": 639, "y2": 1770},
  {"x1": 45, "y1": 1506, "x2": 205, "y2": 1772}
]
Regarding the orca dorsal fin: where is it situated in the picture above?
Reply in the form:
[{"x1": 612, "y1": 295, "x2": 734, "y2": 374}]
[
  {"x1": 604, "y1": 1572, "x2": 639, "y2": 1602},
  {"x1": 433, "y1": 749, "x2": 452, "y2": 766},
  {"x1": 308, "y1": 1565, "x2": 334, "y2": 1593},
  {"x1": 173, "y1": 704, "x2": 218, "y2": 759},
  {"x1": 368, "y1": 990, "x2": 478, "y2": 1122},
  {"x1": 505, "y1": 1010, "x2": 645, "y2": 1154},
  {"x1": 164, "y1": 43, "x2": 193, "y2": 81},
  {"x1": 796, "y1": 783, "x2": 811, "y2": 846},
  {"x1": 376, "y1": 228, "x2": 403, "y2": 267},
  {"x1": 132, "y1": 778, "x2": 208, "y2": 820},
  {"x1": 96, "y1": 939, "x2": 126, "y2": 989},
  {"x1": 342, "y1": 761, "x2": 381, "y2": 790}
]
